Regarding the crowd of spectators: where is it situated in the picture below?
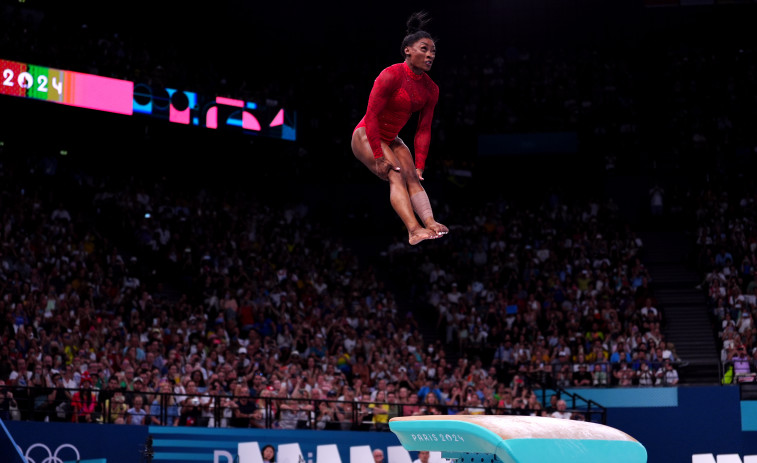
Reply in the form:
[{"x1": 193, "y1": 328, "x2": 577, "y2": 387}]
[
  {"x1": 692, "y1": 184, "x2": 757, "y2": 383},
  {"x1": 388, "y1": 189, "x2": 683, "y2": 389},
  {"x1": 0, "y1": 141, "x2": 686, "y2": 429},
  {"x1": 3, "y1": 1, "x2": 757, "y2": 432}
]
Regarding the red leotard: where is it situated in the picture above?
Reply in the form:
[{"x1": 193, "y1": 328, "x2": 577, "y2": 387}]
[{"x1": 355, "y1": 62, "x2": 439, "y2": 171}]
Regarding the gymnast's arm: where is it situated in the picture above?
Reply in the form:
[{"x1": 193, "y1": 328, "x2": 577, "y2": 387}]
[
  {"x1": 364, "y1": 67, "x2": 402, "y2": 159},
  {"x1": 413, "y1": 82, "x2": 439, "y2": 174}
]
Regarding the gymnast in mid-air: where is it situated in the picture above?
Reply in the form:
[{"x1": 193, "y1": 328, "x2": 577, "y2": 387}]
[{"x1": 352, "y1": 11, "x2": 449, "y2": 245}]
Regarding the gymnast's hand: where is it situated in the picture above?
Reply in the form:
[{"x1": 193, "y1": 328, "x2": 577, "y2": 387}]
[{"x1": 416, "y1": 168, "x2": 424, "y2": 181}]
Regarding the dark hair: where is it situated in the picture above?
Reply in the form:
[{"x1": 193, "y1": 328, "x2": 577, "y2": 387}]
[
  {"x1": 262, "y1": 445, "x2": 276, "y2": 461},
  {"x1": 401, "y1": 11, "x2": 434, "y2": 59}
]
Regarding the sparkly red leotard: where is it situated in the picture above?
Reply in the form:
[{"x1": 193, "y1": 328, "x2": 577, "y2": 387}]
[{"x1": 355, "y1": 62, "x2": 439, "y2": 171}]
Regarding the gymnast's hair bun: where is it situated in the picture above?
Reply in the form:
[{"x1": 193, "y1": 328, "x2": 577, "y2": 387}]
[{"x1": 406, "y1": 11, "x2": 431, "y2": 35}]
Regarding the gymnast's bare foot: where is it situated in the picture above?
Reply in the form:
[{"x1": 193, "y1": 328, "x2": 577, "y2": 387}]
[
  {"x1": 409, "y1": 228, "x2": 437, "y2": 245},
  {"x1": 426, "y1": 221, "x2": 449, "y2": 237}
]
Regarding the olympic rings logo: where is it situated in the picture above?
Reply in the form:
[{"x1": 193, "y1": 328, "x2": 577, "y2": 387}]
[{"x1": 24, "y1": 443, "x2": 81, "y2": 463}]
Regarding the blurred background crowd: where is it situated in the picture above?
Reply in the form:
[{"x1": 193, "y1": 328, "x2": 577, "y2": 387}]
[{"x1": 0, "y1": 0, "x2": 756, "y2": 429}]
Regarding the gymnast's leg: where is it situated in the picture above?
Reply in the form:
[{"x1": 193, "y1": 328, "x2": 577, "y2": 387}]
[
  {"x1": 352, "y1": 128, "x2": 437, "y2": 245},
  {"x1": 390, "y1": 138, "x2": 448, "y2": 236}
]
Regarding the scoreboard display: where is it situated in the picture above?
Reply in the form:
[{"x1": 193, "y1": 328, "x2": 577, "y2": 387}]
[
  {"x1": 1, "y1": 59, "x2": 134, "y2": 115},
  {"x1": 0, "y1": 58, "x2": 296, "y2": 141}
]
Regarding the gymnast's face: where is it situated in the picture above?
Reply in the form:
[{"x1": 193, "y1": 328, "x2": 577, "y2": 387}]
[{"x1": 405, "y1": 38, "x2": 436, "y2": 74}]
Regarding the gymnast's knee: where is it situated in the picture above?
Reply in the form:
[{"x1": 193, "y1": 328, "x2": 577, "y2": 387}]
[{"x1": 387, "y1": 168, "x2": 405, "y2": 184}]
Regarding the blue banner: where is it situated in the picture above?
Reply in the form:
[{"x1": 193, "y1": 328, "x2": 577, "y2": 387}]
[
  {"x1": 7, "y1": 421, "x2": 148, "y2": 463},
  {"x1": 0, "y1": 418, "x2": 26, "y2": 463},
  {"x1": 4, "y1": 421, "x2": 406, "y2": 463}
]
